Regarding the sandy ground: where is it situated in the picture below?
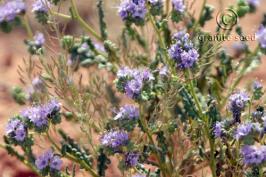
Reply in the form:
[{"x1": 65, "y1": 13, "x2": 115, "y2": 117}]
[{"x1": 0, "y1": 0, "x2": 266, "y2": 176}]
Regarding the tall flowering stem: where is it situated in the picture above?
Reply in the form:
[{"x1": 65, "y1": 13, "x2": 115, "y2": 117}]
[
  {"x1": 148, "y1": 11, "x2": 174, "y2": 73},
  {"x1": 185, "y1": 69, "x2": 217, "y2": 177},
  {"x1": 22, "y1": 15, "x2": 33, "y2": 38}
]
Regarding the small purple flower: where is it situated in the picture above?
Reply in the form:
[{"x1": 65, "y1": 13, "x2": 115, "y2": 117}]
[
  {"x1": 169, "y1": 31, "x2": 199, "y2": 69},
  {"x1": 32, "y1": 0, "x2": 51, "y2": 13},
  {"x1": 6, "y1": 118, "x2": 27, "y2": 142},
  {"x1": 213, "y1": 121, "x2": 224, "y2": 138},
  {"x1": 118, "y1": 0, "x2": 147, "y2": 22},
  {"x1": 228, "y1": 91, "x2": 249, "y2": 122},
  {"x1": 35, "y1": 149, "x2": 62, "y2": 171},
  {"x1": 116, "y1": 67, "x2": 155, "y2": 100},
  {"x1": 0, "y1": 0, "x2": 26, "y2": 23},
  {"x1": 125, "y1": 79, "x2": 143, "y2": 98},
  {"x1": 228, "y1": 92, "x2": 250, "y2": 112},
  {"x1": 140, "y1": 69, "x2": 155, "y2": 81},
  {"x1": 256, "y1": 25, "x2": 266, "y2": 49},
  {"x1": 100, "y1": 130, "x2": 129, "y2": 149},
  {"x1": 235, "y1": 122, "x2": 262, "y2": 140},
  {"x1": 21, "y1": 99, "x2": 61, "y2": 128},
  {"x1": 241, "y1": 145, "x2": 266, "y2": 166},
  {"x1": 21, "y1": 106, "x2": 48, "y2": 128},
  {"x1": 234, "y1": 123, "x2": 253, "y2": 140},
  {"x1": 172, "y1": 0, "x2": 185, "y2": 13},
  {"x1": 43, "y1": 99, "x2": 61, "y2": 117},
  {"x1": 33, "y1": 32, "x2": 45, "y2": 46},
  {"x1": 50, "y1": 155, "x2": 63, "y2": 170},
  {"x1": 125, "y1": 152, "x2": 139, "y2": 167},
  {"x1": 35, "y1": 149, "x2": 53, "y2": 170},
  {"x1": 114, "y1": 105, "x2": 139, "y2": 120},
  {"x1": 247, "y1": 0, "x2": 260, "y2": 6}
]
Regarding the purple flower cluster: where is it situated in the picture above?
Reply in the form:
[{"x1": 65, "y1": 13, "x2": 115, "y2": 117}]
[
  {"x1": 125, "y1": 152, "x2": 139, "y2": 167},
  {"x1": 256, "y1": 25, "x2": 266, "y2": 49},
  {"x1": 234, "y1": 123, "x2": 262, "y2": 140},
  {"x1": 35, "y1": 149, "x2": 63, "y2": 171},
  {"x1": 116, "y1": 67, "x2": 154, "y2": 99},
  {"x1": 114, "y1": 105, "x2": 139, "y2": 120},
  {"x1": 0, "y1": 0, "x2": 26, "y2": 23},
  {"x1": 168, "y1": 31, "x2": 199, "y2": 69},
  {"x1": 100, "y1": 130, "x2": 129, "y2": 149},
  {"x1": 172, "y1": 0, "x2": 185, "y2": 13},
  {"x1": 241, "y1": 145, "x2": 266, "y2": 166},
  {"x1": 6, "y1": 118, "x2": 27, "y2": 142},
  {"x1": 32, "y1": 0, "x2": 51, "y2": 13},
  {"x1": 228, "y1": 91, "x2": 249, "y2": 122},
  {"x1": 118, "y1": 0, "x2": 147, "y2": 23},
  {"x1": 33, "y1": 32, "x2": 45, "y2": 46},
  {"x1": 21, "y1": 99, "x2": 61, "y2": 128}
]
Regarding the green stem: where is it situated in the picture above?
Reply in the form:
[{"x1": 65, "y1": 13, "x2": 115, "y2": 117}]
[
  {"x1": 259, "y1": 166, "x2": 263, "y2": 177},
  {"x1": 22, "y1": 15, "x2": 33, "y2": 39},
  {"x1": 51, "y1": 11, "x2": 72, "y2": 19},
  {"x1": 148, "y1": 12, "x2": 174, "y2": 72},
  {"x1": 70, "y1": 0, "x2": 103, "y2": 41}
]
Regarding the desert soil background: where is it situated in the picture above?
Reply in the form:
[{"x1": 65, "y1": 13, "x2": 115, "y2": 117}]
[{"x1": 0, "y1": 0, "x2": 266, "y2": 176}]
